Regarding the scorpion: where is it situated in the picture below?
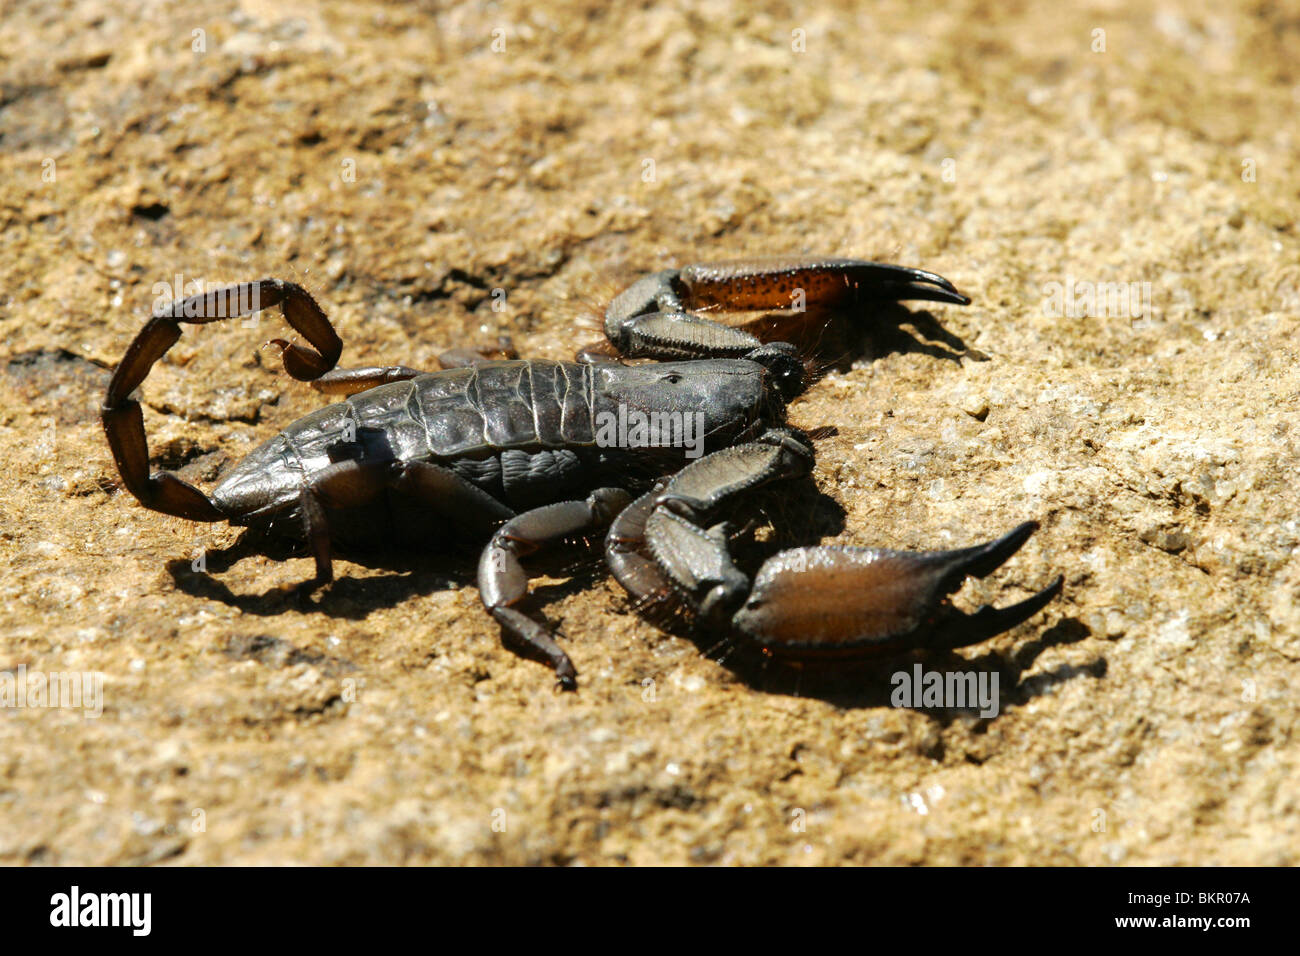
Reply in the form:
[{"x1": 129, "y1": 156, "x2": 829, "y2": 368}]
[{"x1": 102, "y1": 257, "x2": 1063, "y2": 690}]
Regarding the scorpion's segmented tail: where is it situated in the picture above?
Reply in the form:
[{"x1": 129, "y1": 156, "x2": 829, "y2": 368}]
[{"x1": 101, "y1": 279, "x2": 341, "y2": 521}]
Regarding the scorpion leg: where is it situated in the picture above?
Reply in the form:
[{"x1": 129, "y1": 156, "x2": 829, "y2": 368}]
[
  {"x1": 602, "y1": 258, "x2": 970, "y2": 361},
  {"x1": 102, "y1": 280, "x2": 342, "y2": 520},
  {"x1": 292, "y1": 459, "x2": 391, "y2": 594},
  {"x1": 287, "y1": 458, "x2": 519, "y2": 596},
  {"x1": 296, "y1": 482, "x2": 334, "y2": 594},
  {"x1": 308, "y1": 337, "x2": 519, "y2": 396},
  {"x1": 478, "y1": 488, "x2": 633, "y2": 690},
  {"x1": 310, "y1": 366, "x2": 424, "y2": 397},
  {"x1": 386, "y1": 460, "x2": 516, "y2": 538}
]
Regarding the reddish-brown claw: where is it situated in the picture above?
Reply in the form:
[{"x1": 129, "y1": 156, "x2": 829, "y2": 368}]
[
  {"x1": 732, "y1": 522, "x2": 1063, "y2": 658},
  {"x1": 600, "y1": 257, "x2": 970, "y2": 362}
]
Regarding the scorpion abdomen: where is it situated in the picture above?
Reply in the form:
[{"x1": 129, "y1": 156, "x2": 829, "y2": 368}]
[{"x1": 211, "y1": 360, "x2": 602, "y2": 534}]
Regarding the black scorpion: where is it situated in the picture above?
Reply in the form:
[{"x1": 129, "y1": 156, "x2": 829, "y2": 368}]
[{"x1": 102, "y1": 258, "x2": 1062, "y2": 689}]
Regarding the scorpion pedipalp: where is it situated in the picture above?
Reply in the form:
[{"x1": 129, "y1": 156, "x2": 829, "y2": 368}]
[
  {"x1": 731, "y1": 525, "x2": 1064, "y2": 658},
  {"x1": 599, "y1": 257, "x2": 972, "y2": 365},
  {"x1": 610, "y1": 436, "x2": 1061, "y2": 672}
]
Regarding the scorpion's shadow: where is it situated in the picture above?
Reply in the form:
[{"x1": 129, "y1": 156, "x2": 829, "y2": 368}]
[
  {"x1": 764, "y1": 300, "x2": 988, "y2": 370},
  {"x1": 166, "y1": 528, "x2": 478, "y2": 621},
  {"x1": 675, "y1": 614, "x2": 1101, "y2": 719}
]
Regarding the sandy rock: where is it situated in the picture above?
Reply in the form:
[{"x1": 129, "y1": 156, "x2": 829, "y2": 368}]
[{"x1": 1, "y1": 0, "x2": 1297, "y2": 864}]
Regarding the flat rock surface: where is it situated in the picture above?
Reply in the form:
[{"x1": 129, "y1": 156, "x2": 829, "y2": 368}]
[{"x1": 1, "y1": 0, "x2": 1297, "y2": 864}]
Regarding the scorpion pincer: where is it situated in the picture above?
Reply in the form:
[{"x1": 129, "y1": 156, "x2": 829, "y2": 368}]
[{"x1": 101, "y1": 257, "x2": 1062, "y2": 690}]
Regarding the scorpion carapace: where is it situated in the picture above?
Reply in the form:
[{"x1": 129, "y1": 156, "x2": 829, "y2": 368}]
[{"x1": 102, "y1": 258, "x2": 1062, "y2": 690}]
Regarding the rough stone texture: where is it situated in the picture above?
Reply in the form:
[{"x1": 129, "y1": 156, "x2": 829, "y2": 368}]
[{"x1": 1, "y1": 0, "x2": 1298, "y2": 865}]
